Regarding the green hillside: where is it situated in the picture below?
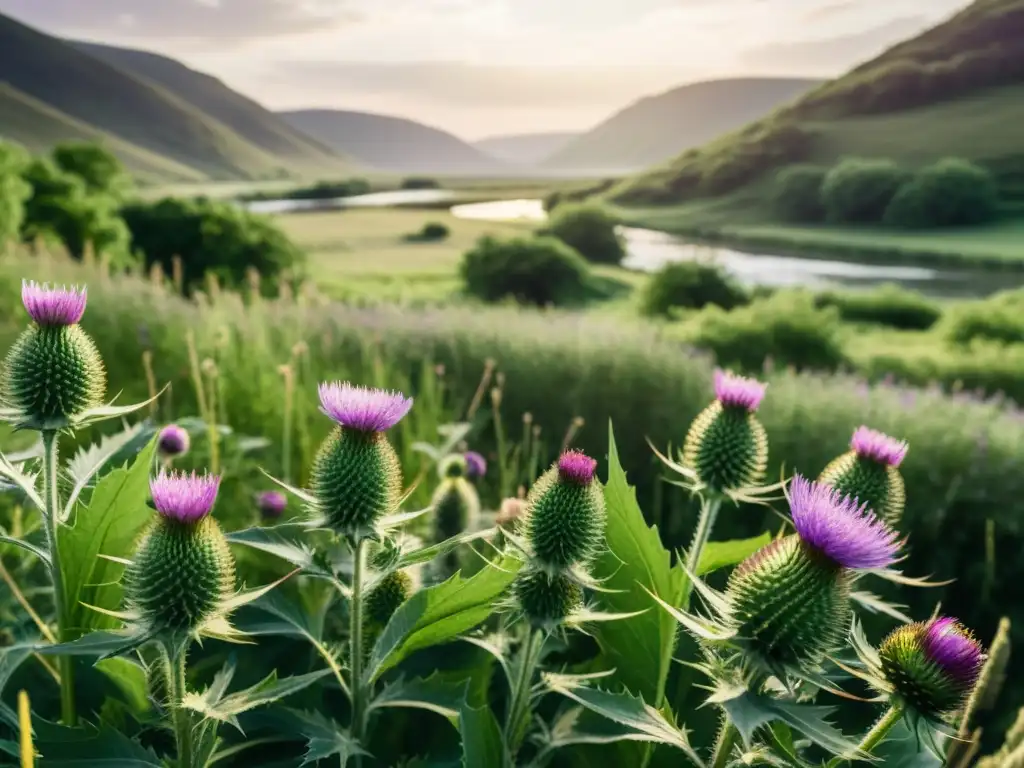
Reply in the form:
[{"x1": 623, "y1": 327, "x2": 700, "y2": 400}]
[
  {"x1": 473, "y1": 132, "x2": 580, "y2": 166},
  {"x1": 0, "y1": 12, "x2": 309, "y2": 180},
  {"x1": 545, "y1": 78, "x2": 821, "y2": 173},
  {"x1": 614, "y1": 0, "x2": 1024, "y2": 205},
  {"x1": 73, "y1": 41, "x2": 350, "y2": 175}
]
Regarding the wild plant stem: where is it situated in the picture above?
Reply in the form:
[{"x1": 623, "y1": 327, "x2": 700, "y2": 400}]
[
  {"x1": 826, "y1": 705, "x2": 904, "y2": 768},
  {"x1": 504, "y1": 628, "x2": 544, "y2": 765},
  {"x1": 682, "y1": 496, "x2": 721, "y2": 609},
  {"x1": 349, "y1": 538, "x2": 368, "y2": 768},
  {"x1": 710, "y1": 719, "x2": 738, "y2": 768},
  {"x1": 166, "y1": 643, "x2": 194, "y2": 768},
  {"x1": 40, "y1": 431, "x2": 75, "y2": 726}
]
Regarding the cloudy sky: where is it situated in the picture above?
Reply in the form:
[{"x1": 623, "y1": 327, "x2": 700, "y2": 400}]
[{"x1": 0, "y1": 0, "x2": 968, "y2": 138}]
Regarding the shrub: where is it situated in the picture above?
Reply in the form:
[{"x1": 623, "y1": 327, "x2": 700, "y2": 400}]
[
  {"x1": 814, "y1": 284, "x2": 942, "y2": 330},
  {"x1": 688, "y1": 293, "x2": 847, "y2": 372},
  {"x1": 771, "y1": 164, "x2": 827, "y2": 222},
  {"x1": 0, "y1": 142, "x2": 31, "y2": 244},
  {"x1": 120, "y1": 197, "x2": 305, "y2": 293},
  {"x1": 822, "y1": 158, "x2": 907, "y2": 223},
  {"x1": 640, "y1": 260, "x2": 749, "y2": 317},
  {"x1": 52, "y1": 142, "x2": 131, "y2": 199},
  {"x1": 884, "y1": 158, "x2": 1000, "y2": 228},
  {"x1": 404, "y1": 221, "x2": 450, "y2": 242},
  {"x1": 544, "y1": 203, "x2": 625, "y2": 265},
  {"x1": 942, "y1": 290, "x2": 1024, "y2": 346},
  {"x1": 460, "y1": 235, "x2": 590, "y2": 306},
  {"x1": 401, "y1": 177, "x2": 440, "y2": 190}
]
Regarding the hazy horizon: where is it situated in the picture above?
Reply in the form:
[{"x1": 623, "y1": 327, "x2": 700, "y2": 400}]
[{"x1": 0, "y1": 0, "x2": 970, "y2": 139}]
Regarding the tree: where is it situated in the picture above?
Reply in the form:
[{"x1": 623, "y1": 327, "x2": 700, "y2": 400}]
[
  {"x1": 771, "y1": 165, "x2": 827, "y2": 222},
  {"x1": 460, "y1": 235, "x2": 590, "y2": 306},
  {"x1": 544, "y1": 203, "x2": 626, "y2": 265},
  {"x1": 821, "y1": 158, "x2": 906, "y2": 224},
  {"x1": 884, "y1": 158, "x2": 999, "y2": 228},
  {"x1": 0, "y1": 141, "x2": 32, "y2": 244},
  {"x1": 53, "y1": 142, "x2": 131, "y2": 199}
]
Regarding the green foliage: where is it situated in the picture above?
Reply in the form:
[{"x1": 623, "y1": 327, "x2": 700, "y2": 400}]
[
  {"x1": 53, "y1": 142, "x2": 131, "y2": 199},
  {"x1": 460, "y1": 235, "x2": 591, "y2": 306},
  {"x1": 401, "y1": 177, "x2": 440, "y2": 190},
  {"x1": 885, "y1": 158, "x2": 1000, "y2": 228},
  {"x1": 0, "y1": 141, "x2": 31, "y2": 244},
  {"x1": 821, "y1": 158, "x2": 907, "y2": 224},
  {"x1": 238, "y1": 178, "x2": 371, "y2": 202},
  {"x1": 543, "y1": 203, "x2": 625, "y2": 265},
  {"x1": 771, "y1": 164, "x2": 827, "y2": 222},
  {"x1": 120, "y1": 196, "x2": 305, "y2": 293},
  {"x1": 942, "y1": 288, "x2": 1024, "y2": 346},
  {"x1": 405, "y1": 221, "x2": 450, "y2": 242},
  {"x1": 814, "y1": 284, "x2": 941, "y2": 330},
  {"x1": 639, "y1": 260, "x2": 749, "y2": 317}
]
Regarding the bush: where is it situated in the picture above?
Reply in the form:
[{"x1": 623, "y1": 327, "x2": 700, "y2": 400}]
[
  {"x1": 822, "y1": 158, "x2": 907, "y2": 223},
  {"x1": 460, "y1": 235, "x2": 590, "y2": 306},
  {"x1": 814, "y1": 284, "x2": 942, "y2": 330},
  {"x1": 404, "y1": 221, "x2": 450, "y2": 242},
  {"x1": 120, "y1": 197, "x2": 304, "y2": 293},
  {"x1": 401, "y1": 177, "x2": 440, "y2": 190},
  {"x1": 942, "y1": 290, "x2": 1024, "y2": 346},
  {"x1": 885, "y1": 158, "x2": 1000, "y2": 228},
  {"x1": 640, "y1": 260, "x2": 749, "y2": 317},
  {"x1": 771, "y1": 164, "x2": 827, "y2": 222},
  {"x1": 52, "y1": 142, "x2": 131, "y2": 200},
  {"x1": 544, "y1": 203, "x2": 625, "y2": 265},
  {"x1": 0, "y1": 142, "x2": 31, "y2": 244},
  {"x1": 688, "y1": 293, "x2": 847, "y2": 372}
]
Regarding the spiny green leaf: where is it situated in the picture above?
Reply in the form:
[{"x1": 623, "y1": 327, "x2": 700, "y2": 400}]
[
  {"x1": 460, "y1": 704, "x2": 505, "y2": 768},
  {"x1": 697, "y1": 533, "x2": 771, "y2": 576},
  {"x1": 252, "y1": 708, "x2": 365, "y2": 766},
  {"x1": 182, "y1": 668, "x2": 332, "y2": 731},
  {"x1": 27, "y1": 719, "x2": 163, "y2": 766},
  {"x1": 720, "y1": 689, "x2": 861, "y2": 757},
  {"x1": 0, "y1": 450, "x2": 43, "y2": 511},
  {"x1": 58, "y1": 436, "x2": 158, "y2": 638},
  {"x1": 394, "y1": 527, "x2": 496, "y2": 570},
  {"x1": 225, "y1": 524, "x2": 334, "y2": 579},
  {"x1": 367, "y1": 555, "x2": 521, "y2": 682},
  {"x1": 369, "y1": 673, "x2": 469, "y2": 720},
  {"x1": 36, "y1": 630, "x2": 153, "y2": 660},
  {"x1": 0, "y1": 644, "x2": 33, "y2": 694},
  {"x1": 62, "y1": 421, "x2": 147, "y2": 520},
  {"x1": 95, "y1": 657, "x2": 151, "y2": 715},
  {"x1": 0, "y1": 533, "x2": 50, "y2": 565}
]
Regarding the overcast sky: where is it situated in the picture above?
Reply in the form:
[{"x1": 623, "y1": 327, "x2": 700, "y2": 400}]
[{"x1": 0, "y1": 0, "x2": 968, "y2": 138}]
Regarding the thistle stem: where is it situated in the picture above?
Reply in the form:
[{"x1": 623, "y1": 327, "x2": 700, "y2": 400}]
[
  {"x1": 166, "y1": 643, "x2": 194, "y2": 768},
  {"x1": 40, "y1": 430, "x2": 75, "y2": 726},
  {"x1": 827, "y1": 705, "x2": 904, "y2": 767},
  {"x1": 710, "y1": 719, "x2": 738, "y2": 768},
  {"x1": 682, "y1": 496, "x2": 721, "y2": 608},
  {"x1": 504, "y1": 628, "x2": 544, "y2": 765},
  {"x1": 349, "y1": 538, "x2": 368, "y2": 768}
]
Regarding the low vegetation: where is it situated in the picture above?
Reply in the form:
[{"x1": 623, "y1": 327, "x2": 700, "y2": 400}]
[
  {"x1": 639, "y1": 260, "x2": 749, "y2": 317},
  {"x1": 460, "y1": 234, "x2": 590, "y2": 306},
  {"x1": 542, "y1": 203, "x2": 625, "y2": 265}
]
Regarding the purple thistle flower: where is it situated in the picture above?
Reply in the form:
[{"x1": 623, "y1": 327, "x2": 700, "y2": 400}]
[
  {"x1": 157, "y1": 424, "x2": 190, "y2": 458},
  {"x1": 922, "y1": 617, "x2": 985, "y2": 687},
  {"x1": 257, "y1": 490, "x2": 287, "y2": 519},
  {"x1": 789, "y1": 475, "x2": 902, "y2": 570},
  {"x1": 317, "y1": 382, "x2": 413, "y2": 433},
  {"x1": 713, "y1": 369, "x2": 767, "y2": 412},
  {"x1": 21, "y1": 280, "x2": 87, "y2": 326},
  {"x1": 851, "y1": 426, "x2": 908, "y2": 467},
  {"x1": 557, "y1": 450, "x2": 597, "y2": 485},
  {"x1": 464, "y1": 451, "x2": 487, "y2": 479},
  {"x1": 150, "y1": 471, "x2": 221, "y2": 524}
]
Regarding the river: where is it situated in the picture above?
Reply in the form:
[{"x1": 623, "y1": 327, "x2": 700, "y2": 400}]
[{"x1": 246, "y1": 191, "x2": 1023, "y2": 298}]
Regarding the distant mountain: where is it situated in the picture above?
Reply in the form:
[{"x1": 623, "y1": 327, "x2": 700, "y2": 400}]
[
  {"x1": 279, "y1": 109, "x2": 508, "y2": 175},
  {"x1": 474, "y1": 132, "x2": 580, "y2": 166},
  {"x1": 544, "y1": 77, "x2": 823, "y2": 173}
]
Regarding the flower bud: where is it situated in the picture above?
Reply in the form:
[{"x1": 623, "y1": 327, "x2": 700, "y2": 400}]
[
  {"x1": 124, "y1": 472, "x2": 234, "y2": 634},
  {"x1": 1, "y1": 281, "x2": 105, "y2": 429},
  {"x1": 310, "y1": 383, "x2": 412, "y2": 540},
  {"x1": 524, "y1": 451, "x2": 605, "y2": 574},
  {"x1": 365, "y1": 570, "x2": 413, "y2": 631},
  {"x1": 879, "y1": 617, "x2": 985, "y2": 720},
  {"x1": 682, "y1": 369, "x2": 768, "y2": 494},
  {"x1": 438, "y1": 453, "x2": 467, "y2": 479},
  {"x1": 513, "y1": 567, "x2": 583, "y2": 631},
  {"x1": 157, "y1": 424, "x2": 190, "y2": 459},
  {"x1": 432, "y1": 476, "x2": 481, "y2": 541},
  {"x1": 819, "y1": 426, "x2": 908, "y2": 525},
  {"x1": 256, "y1": 490, "x2": 287, "y2": 519},
  {"x1": 464, "y1": 451, "x2": 487, "y2": 480}
]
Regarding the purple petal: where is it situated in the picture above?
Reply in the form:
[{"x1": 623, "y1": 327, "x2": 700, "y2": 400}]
[
  {"x1": 21, "y1": 280, "x2": 87, "y2": 326},
  {"x1": 851, "y1": 426, "x2": 908, "y2": 467},
  {"x1": 317, "y1": 382, "x2": 413, "y2": 432},
  {"x1": 150, "y1": 471, "x2": 220, "y2": 524},
  {"x1": 923, "y1": 617, "x2": 985, "y2": 687},
  {"x1": 157, "y1": 424, "x2": 190, "y2": 457},
  {"x1": 256, "y1": 490, "x2": 288, "y2": 518},
  {"x1": 464, "y1": 451, "x2": 487, "y2": 479},
  {"x1": 713, "y1": 369, "x2": 767, "y2": 412},
  {"x1": 557, "y1": 450, "x2": 597, "y2": 485},
  {"x1": 789, "y1": 475, "x2": 902, "y2": 570}
]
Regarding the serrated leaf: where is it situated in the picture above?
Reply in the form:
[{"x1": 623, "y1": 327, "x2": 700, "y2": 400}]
[
  {"x1": 183, "y1": 668, "x2": 332, "y2": 731},
  {"x1": 851, "y1": 591, "x2": 913, "y2": 624},
  {"x1": 369, "y1": 673, "x2": 469, "y2": 720},
  {"x1": 460, "y1": 704, "x2": 504, "y2": 768},
  {"x1": 0, "y1": 533, "x2": 50, "y2": 565},
  {"x1": 367, "y1": 555, "x2": 522, "y2": 682},
  {"x1": 28, "y1": 719, "x2": 163, "y2": 766},
  {"x1": 720, "y1": 690, "x2": 861, "y2": 757},
  {"x1": 0, "y1": 450, "x2": 44, "y2": 511},
  {"x1": 58, "y1": 436, "x2": 159, "y2": 637},
  {"x1": 0, "y1": 644, "x2": 33, "y2": 694},
  {"x1": 394, "y1": 528, "x2": 496, "y2": 569},
  {"x1": 72, "y1": 392, "x2": 162, "y2": 429},
  {"x1": 253, "y1": 709, "x2": 365, "y2": 766},
  {"x1": 697, "y1": 533, "x2": 771, "y2": 576},
  {"x1": 225, "y1": 524, "x2": 333, "y2": 579},
  {"x1": 62, "y1": 422, "x2": 147, "y2": 520}
]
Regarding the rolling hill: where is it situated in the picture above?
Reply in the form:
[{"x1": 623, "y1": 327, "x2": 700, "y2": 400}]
[
  {"x1": 543, "y1": 78, "x2": 822, "y2": 173},
  {"x1": 473, "y1": 132, "x2": 580, "y2": 166},
  {"x1": 613, "y1": 0, "x2": 1024, "y2": 205},
  {"x1": 279, "y1": 110, "x2": 509, "y2": 175}
]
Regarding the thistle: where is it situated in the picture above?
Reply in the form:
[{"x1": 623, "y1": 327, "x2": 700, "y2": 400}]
[
  {"x1": 512, "y1": 568, "x2": 584, "y2": 632},
  {"x1": 464, "y1": 450, "x2": 487, "y2": 480},
  {"x1": 1, "y1": 281, "x2": 106, "y2": 429},
  {"x1": 123, "y1": 472, "x2": 235, "y2": 635},
  {"x1": 682, "y1": 369, "x2": 768, "y2": 496},
  {"x1": 365, "y1": 570, "x2": 414, "y2": 631},
  {"x1": 723, "y1": 476, "x2": 901, "y2": 673},
  {"x1": 432, "y1": 474, "x2": 481, "y2": 540},
  {"x1": 819, "y1": 426, "x2": 908, "y2": 525},
  {"x1": 309, "y1": 382, "x2": 412, "y2": 541},
  {"x1": 157, "y1": 424, "x2": 190, "y2": 460},
  {"x1": 256, "y1": 490, "x2": 287, "y2": 520}
]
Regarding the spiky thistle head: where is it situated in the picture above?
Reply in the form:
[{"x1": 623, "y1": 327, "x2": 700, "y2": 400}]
[
  {"x1": 879, "y1": 617, "x2": 985, "y2": 720},
  {"x1": 439, "y1": 453, "x2": 468, "y2": 479},
  {"x1": 818, "y1": 426, "x2": 908, "y2": 525},
  {"x1": 256, "y1": 490, "x2": 287, "y2": 519},
  {"x1": 522, "y1": 450, "x2": 605, "y2": 574},
  {"x1": 513, "y1": 567, "x2": 583, "y2": 632},
  {"x1": 432, "y1": 475, "x2": 481, "y2": 540},
  {"x1": 365, "y1": 570, "x2": 414, "y2": 630},
  {"x1": 464, "y1": 451, "x2": 487, "y2": 479},
  {"x1": 682, "y1": 369, "x2": 768, "y2": 495},
  {"x1": 310, "y1": 382, "x2": 411, "y2": 541},
  {"x1": 157, "y1": 424, "x2": 190, "y2": 459},
  {"x1": 1, "y1": 281, "x2": 106, "y2": 429},
  {"x1": 124, "y1": 471, "x2": 235, "y2": 634}
]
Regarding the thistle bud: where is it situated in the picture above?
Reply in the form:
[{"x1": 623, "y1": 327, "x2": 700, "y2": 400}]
[
  {"x1": 726, "y1": 476, "x2": 901, "y2": 670},
  {"x1": 1, "y1": 281, "x2": 106, "y2": 429},
  {"x1": 819, "y1": 426, "x2": 908, "y2": 525},
  {"x1": 682, "y1": 369, "x2": 767, "y2": 494},
  {"x1": 365, "y1": 570, "x2": 413, "y2": 631},
  {"x1": 310, "y1": 382, "x2": 412, "y2": 540},
  {"x1": 124, "y1": 472, "x2": 234, "y2": 634},
  {"x1": 157, "y1": 424, "x2": 190, "y2": 459},
  {"x1": 432, "y1": 475, "x2": 481, "y2": 541},
  {"x1": 513, "y1": 567, "x2": 583, "y2": 631},
  {"x1": 523, "y1": 451, "x2": 605, "y2": 574},
  {"x1": 879, "y1": 617, "x2": 985, "y2": 720},
  {"x1": 438, "y1": 453, "x2": 468, "y2": 479},
  {"x1": 256, "y1": 490, "x2": 287, "y2": 520},
  {"x1": 464, "y1": 451, "x2": 487, "y2": 480}
]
